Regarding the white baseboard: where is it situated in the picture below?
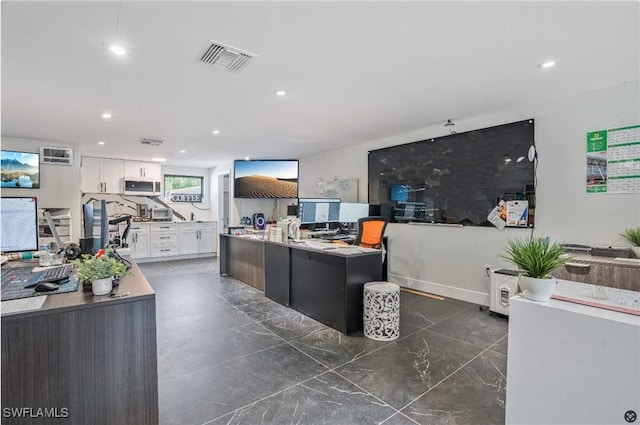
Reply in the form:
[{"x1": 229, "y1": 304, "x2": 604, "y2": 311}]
[{"x1": 389, "y1": 273, "x2": 489, "y2": 306}]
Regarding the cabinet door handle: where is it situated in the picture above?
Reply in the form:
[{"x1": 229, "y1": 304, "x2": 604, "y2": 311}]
[{"x1": 104, "y1": 182, "x2": 107, "y2": 192}]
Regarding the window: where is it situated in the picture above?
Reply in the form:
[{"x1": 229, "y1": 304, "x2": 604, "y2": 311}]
[{"x1": 164, "y1": 175, "x2": 204, "y2": 203}]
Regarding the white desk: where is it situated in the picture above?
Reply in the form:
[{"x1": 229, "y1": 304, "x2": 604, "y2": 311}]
[{"x1": 505, "y1": 283, "x2": 640, "y2": 424}]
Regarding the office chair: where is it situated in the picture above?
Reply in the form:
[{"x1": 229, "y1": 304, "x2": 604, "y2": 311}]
[{"x1": 354, "y1": 216, "x2": 388, "y2": 249}]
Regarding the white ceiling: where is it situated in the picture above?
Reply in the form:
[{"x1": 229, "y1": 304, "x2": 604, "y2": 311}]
[{"x1": 2, "y1": 1, "x2": 638, "y2": 168}]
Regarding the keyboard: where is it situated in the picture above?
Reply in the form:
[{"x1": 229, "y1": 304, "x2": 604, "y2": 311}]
[{"x1": 24, "y1": 264, "x2": 73, "y2": 288}]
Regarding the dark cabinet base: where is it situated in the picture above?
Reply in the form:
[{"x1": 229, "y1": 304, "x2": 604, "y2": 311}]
[{"x1": 221, "y1": 235, "x2": 384, "y2": 334}]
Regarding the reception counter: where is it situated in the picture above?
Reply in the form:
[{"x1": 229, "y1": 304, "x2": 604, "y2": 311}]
[
  {"x1": 219, "y1": 234, "x2": 384, "y2": 333},
  {"x1": 1, "y1": 260, "x2": 158, "y2": 425},
  {"x1": 505, "y1": 283, "x2": 639, "y2": 424}
]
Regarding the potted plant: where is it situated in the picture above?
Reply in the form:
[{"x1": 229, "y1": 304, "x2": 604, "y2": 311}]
[
  {"x1": 500, "y1": 236, "x2": 569, "y2": 301},
  {"x1": 620, "y1": 227, "x2": 640, "y2": 258},
  {"x1": 71, "y1": 250, "x2": 132, "y2": 295}
]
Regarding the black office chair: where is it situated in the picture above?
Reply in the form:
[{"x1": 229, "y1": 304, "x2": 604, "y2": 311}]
[{"x1": 354, "y1": 216, "x2": 388, "y2": 249}]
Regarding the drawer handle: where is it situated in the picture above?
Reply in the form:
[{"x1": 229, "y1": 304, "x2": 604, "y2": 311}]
[
  {"x1": 160, "y1": 236, "x2": 170, "y2": 239},
  {"x1": 161, "y1": 249, "x2": 170, "y2": 252},
  {"x1": 566, "y1": 262, "x2": 590, "y2": 268}
]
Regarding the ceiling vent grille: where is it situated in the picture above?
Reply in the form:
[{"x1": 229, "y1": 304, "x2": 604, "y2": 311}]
[
  {"x1": 140, "y1": 138, "x2": 164, "y2": 147},
  {"x1": 199, "y1": 41, "x2": 256, "y2": 72}
]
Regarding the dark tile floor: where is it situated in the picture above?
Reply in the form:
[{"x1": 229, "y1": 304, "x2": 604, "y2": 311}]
[{"x1": 138, "y1": 258, "x2": 508, "y2": 425}]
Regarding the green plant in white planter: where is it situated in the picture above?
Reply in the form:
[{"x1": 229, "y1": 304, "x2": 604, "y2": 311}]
[
  {"x1": 500, "y1": 237, "x2": 569, "y2": 301},
  {"x1": 71, "y1": 250, "x2": 132, "y2": 295},
  {"x1": 620, "y1": 227, "x2": 640, "y2": 258}
]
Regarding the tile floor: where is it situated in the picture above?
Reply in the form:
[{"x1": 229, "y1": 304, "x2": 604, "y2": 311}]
[{"x1": 138, "y1": 258, "x2": 508, "y2": 425}]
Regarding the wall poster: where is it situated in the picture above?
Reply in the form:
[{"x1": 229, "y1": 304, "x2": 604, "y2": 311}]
[{"x1": 587, "y1": 124, "x2": 640, "y2": 193}]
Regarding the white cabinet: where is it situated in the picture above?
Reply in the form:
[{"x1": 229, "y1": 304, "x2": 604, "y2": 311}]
[
  {"x1": 80, "y1": 156, "x2": 123, "y2": 194},
  {"x1": 128, "y1": 223, "x2": 150, "y2": 259},
  {"x1": 198, "y1": 224, "x2": 217, "y2": 254},
  {"x1": 150, "y1": 223, "x2": 179, "y2": 257},
  {"x1": 124, "y1": 160, "x2": 161, "y2": 180},
  {"x1": 179, "y1": 224, "x2": 200, "y2": 255},
  {"x1": 179, "y1": 222, "x2": 217, "y2": 255}
]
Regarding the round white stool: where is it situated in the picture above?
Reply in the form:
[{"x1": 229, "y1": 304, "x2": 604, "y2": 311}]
[{"x1": 363, "y1": 281, "x2": 400, "y2": 341}]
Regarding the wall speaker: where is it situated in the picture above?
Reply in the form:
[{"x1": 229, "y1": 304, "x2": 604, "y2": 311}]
[{"x1": 253, "y1": 213, "x2": 265, "y2": 230}]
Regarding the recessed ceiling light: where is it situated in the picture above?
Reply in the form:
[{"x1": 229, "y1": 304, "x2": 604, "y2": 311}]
[
  {"x1": 275, "y1": 90, "x2": 286, "y2": 96},
  {"x1": 109, "y1": 45, "x2": 127, "y2": 56},
  {"x1": 539, "y1": 60, "x2": 557, "y2": 69},
  {"x1": 244, "y1": 156, "x2": 250, "y2": 161},
  {"x1": 212, "y1": 130, "x2": 220, "y2": 135},
  {"x1": 102, "y1": 112, "x2": 112, "y2": 119},
  {"x1": 98, "y1": 141, "x2": 105, "y2": 145},
  {"x1": 180, "y1": 150, "x2": 186, "y2": 154},
  {"x1": 151, "y1": 157, "x2": 167, "y2": 162}
]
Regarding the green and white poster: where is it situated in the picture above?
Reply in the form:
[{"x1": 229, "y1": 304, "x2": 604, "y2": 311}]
[{"x1": 586, "y1": 124, "x2": 640, "y2": 193}]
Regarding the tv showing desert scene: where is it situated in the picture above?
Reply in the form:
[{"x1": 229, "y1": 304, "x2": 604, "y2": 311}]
[
  {"x1": 234, "y1": 160, "x2": 298, "y2": 198},
  {"x1": 1, "y1": 150, "x2": 40, "y2": 189}
]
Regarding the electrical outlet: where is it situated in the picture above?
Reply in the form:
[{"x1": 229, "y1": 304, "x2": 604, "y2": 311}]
[{"x1": 484, "y1": 264, "x2": 492, "y2": 276}]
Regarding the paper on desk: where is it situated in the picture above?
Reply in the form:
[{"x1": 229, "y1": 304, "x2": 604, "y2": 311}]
[{"x1": 1, "y1": 296, "x2": 46, "y2": 315}]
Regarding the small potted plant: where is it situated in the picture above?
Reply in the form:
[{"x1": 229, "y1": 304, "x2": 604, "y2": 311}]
[
  {"x1": 71, "y1": 249, "x2": 132, "y2": 295},
  {"x1": 500, "y1": 236, "x2": 569, "y2": 301},
  {"x1": 620, "y1": 227, "x2": 640, "y2": 258}
]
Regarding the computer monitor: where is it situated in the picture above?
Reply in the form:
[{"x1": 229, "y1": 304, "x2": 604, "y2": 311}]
[
  {"x1": 339, "y1": 202, "x2": 369, "y2": 223},
  {"x1": 394, "y1": 202, "x2": 426, "y2": 222},
  {"x1": 1, "y1": 197, "x2": 39, "y2": 253},
  {"x1": 390, "y1": 184, "x2": 410, "y2": 202},
  {"x1": 297, "y1": 198, "x2": 341, "y2": 225},
  {"x1": 83, "y1": 200, "x2": 110, "y2": 252}
]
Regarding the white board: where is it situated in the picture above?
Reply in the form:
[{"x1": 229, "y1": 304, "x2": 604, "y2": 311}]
[{"x1": 314, "y1": 178, "x2": 358, "y2": 202}]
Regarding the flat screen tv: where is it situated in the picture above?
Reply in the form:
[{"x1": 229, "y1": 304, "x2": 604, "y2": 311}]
[
  {"x1": 234, "y1": 159, "x2": 299, "y2": 198},
  {"x1": 1, "y1": 150, "x2": 40, "y2": 188}
]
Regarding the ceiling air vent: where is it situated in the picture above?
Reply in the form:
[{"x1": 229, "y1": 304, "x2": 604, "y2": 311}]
[
  {"x1": 199, "y1": 41, "x2": 256, "y2": 72},
  {"x1": 140, "y1": 138, "x2": 164, "y2": 147}
]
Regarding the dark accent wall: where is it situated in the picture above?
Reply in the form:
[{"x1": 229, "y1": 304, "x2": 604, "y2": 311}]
[{"x1": 368, "y1": 119, "x2": 535, "y2": 226}]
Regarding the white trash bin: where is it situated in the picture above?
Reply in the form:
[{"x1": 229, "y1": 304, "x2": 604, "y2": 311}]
[{"x1": 363, "y1": 281, "x2": 400, "y2": 341}]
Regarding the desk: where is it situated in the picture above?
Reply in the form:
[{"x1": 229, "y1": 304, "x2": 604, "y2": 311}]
[
  {"x1": 1, "y1": 260, "x2": 159, "y2": 425},
  {"x1": 505, "y1": 285, "x2": 640, "y2": 425},
  {"x1": 552, "y1": 253, "x2": 640, "y2": 291},
  {"x1": 220, "y1": 235, "x2": 383, "y2": 333}
]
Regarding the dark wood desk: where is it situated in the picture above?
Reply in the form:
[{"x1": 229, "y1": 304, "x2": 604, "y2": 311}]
[
  {"x1": 1, "y1": 260, "x2": 158, "y2": 425},
  {"x1": 220, "y1": 234, "x2": 383, "y2": 333}
]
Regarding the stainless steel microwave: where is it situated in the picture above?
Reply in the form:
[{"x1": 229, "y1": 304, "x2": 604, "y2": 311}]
[
  {"x1": 123, "y1": 178, "x2": 161, "y2": 196},
  {"x1": 151, "y1": 208, "x2": 172, "y2": 221}
]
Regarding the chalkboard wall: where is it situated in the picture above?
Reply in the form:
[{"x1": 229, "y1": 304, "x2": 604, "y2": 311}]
[{"x1": 368, "y1": 119, "x2": 535, "y2": 226}]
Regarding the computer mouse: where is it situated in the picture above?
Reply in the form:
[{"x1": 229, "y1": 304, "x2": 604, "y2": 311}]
[{"x1": 34, "y1": 282, "x2": 59, "y2": 292}]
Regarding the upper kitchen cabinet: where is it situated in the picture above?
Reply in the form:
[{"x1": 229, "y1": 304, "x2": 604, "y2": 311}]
[
  {"x1": 124, "y1": 160, "x2": 162, "y2": 181},
  {"x1": 80, "y1": 156, "x2": 124, "y2": 194}
]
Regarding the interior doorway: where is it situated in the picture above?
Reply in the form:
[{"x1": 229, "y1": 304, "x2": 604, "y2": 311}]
[{"x1": 218, "y1": 171, "x2": 231, "y2": 229}]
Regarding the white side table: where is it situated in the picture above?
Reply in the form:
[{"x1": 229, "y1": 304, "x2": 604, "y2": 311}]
[{"x1": 363, "y1": 281, "x2": 400, "y2": 341}]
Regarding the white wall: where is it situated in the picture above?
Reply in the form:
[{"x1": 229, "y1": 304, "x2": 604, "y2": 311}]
[
  {"x1": 298, "y1": 82, "x2": 640, "y2": 304},
  {"x1": 1, "y1": 137, "x2": 82, "y2": 242}
]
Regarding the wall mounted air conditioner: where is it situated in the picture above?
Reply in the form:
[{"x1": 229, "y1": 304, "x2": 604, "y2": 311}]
[
  {"x1": 489, "y1": 269, "x2": 521, "y2": 316},
  {"x1": 40, "y1": 146, "x2": 73, "y2": 165}
]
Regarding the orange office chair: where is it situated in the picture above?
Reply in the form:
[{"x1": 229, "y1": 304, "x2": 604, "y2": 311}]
[{"x1": 354, "y1": 216, "x2": 388, "y2": 249}]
